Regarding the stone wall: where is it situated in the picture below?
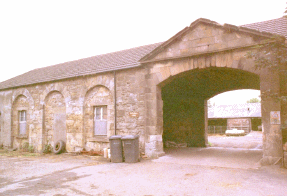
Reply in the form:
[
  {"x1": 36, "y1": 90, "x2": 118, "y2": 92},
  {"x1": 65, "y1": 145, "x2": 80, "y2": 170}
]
[
  {"x1": 12, "y1": 95, "x2": 30, "y2": 149},
  {"x1": 44, "y1": 91, "x2": 66, "y2": 148},
  {"x1": 0, "y1": 90, "x2": 12, "y2": 148},
  {"x1": 152, "y1": 23, "x2": 257, "y2": 62},
  {"x1": 0, "y1": 67, "x2": 149, "y2": 153},
  {"x1": 116, "y1": 68, "x2": 147, "y2": 152},
  {"x1": 84, "y1": 85, "x2": 114, "y2": 151}
]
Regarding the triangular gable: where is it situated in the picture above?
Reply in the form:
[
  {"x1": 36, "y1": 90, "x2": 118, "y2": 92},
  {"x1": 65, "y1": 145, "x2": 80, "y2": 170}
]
[{"x1": 140, "y1": 18, "x2": 277, "y2": 63}]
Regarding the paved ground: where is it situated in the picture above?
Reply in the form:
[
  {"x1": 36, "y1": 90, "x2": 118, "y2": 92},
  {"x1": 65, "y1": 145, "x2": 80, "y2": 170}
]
[{"x1": 1, "y1": 132, "x2": 287, "y2": 196}]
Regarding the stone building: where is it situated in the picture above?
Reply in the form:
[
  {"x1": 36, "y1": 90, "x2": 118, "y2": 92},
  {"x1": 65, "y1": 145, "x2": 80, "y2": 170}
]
[
  {"x1": 208, "y1": 103, "x2": 262, "y2": 133},
  {"x1": 0, "y1": 17, "x2": 286, "y2": 165}
]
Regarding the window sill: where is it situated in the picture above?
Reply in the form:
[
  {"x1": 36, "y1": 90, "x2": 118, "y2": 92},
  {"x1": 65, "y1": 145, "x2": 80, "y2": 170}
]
[
  {"x1": 87, "y1": 136, "x2": 109, "y2": 143},
  {"x1": 16, "y1": 135, "x2": 28, "y2": 139}
]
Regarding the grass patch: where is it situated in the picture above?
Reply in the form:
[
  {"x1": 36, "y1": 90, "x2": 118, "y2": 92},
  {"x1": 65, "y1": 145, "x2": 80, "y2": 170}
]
[{"x1": 0, "y1": 149, "x2": 40, "y2": 157}]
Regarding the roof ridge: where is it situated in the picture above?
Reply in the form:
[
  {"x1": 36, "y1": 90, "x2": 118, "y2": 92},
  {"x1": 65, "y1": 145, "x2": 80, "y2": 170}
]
[
  {"x1": 47, "y1": 42, "x2": 164, "y2": 68},
  {"x1": 91, "y1": 42, "x2": 163, "y2": 57}
]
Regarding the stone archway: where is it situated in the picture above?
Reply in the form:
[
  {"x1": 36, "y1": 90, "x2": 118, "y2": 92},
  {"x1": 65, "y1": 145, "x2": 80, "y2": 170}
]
[
  {"x1": 161, "y1": 67, "x2": 260, "y2": 148},
  {"x1": 142, "y1": 19, "x2": 282, "y2": 164},
  {"x1": 43, "y1": 91, "x2": 66, "y2": 149},
  {"x1": 145, "y1": 60, "x2": 280, "y2": 164}
]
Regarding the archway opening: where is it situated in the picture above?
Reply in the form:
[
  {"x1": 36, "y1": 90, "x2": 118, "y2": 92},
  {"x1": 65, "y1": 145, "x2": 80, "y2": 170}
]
[
  {"x1": 161, "y1": 67, "x2": 260, "y2": 149},
  {"x1": 207, "y1": 89, "x2": 262, "y2": 149}
]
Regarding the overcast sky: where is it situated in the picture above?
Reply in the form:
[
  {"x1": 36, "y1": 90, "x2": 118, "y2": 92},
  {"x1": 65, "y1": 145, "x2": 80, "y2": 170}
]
[{"x1": 0, "y1": 0, "x2": 285, "y2": 104}]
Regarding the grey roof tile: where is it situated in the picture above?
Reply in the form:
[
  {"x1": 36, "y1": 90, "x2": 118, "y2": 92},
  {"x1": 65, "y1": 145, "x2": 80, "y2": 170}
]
[
  {"x1": 0, "y1": 42, "x2": 162, "y2": 90},
  {"x1": 208, "y1": 103, "x2": 261, "y2": 119},
  {"x1": 241, "y1": 16, "x2": 287, "y2": 38}
]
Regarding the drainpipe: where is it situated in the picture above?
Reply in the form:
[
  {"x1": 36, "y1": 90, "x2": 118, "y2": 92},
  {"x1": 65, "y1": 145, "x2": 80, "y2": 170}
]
[
  {"x1": 42, "y1": 104, "x2": 45, "y2": 150},
  {"x1": 10, "y1": 104, "x2": 13, "y2": 149},
  {"x1": 114, "y1": 71, "x2": 117, "y2": 135}
]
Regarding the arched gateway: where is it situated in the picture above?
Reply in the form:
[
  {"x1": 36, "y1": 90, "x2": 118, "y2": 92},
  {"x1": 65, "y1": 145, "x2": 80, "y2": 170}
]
[
  {"x1": 0, "y1": 18, "x2": 286, "y2": 165},
  {"x1": 140, "y1": 19, "x2": 284, "y2": 165}
]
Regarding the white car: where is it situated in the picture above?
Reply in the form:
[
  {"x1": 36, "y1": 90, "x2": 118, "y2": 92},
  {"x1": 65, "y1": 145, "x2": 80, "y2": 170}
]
[{"x1": 225, "y1": 129, "x2": 245, "y2": 136}]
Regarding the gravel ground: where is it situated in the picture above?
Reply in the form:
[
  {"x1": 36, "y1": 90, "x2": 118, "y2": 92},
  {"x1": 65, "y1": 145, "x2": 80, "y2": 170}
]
[
  {"x1": 208, "y1": 131, "x2": 263, "y2": 149},
  {"x1": 1, "y1": 132, "x2": 287, "y2": 196}
]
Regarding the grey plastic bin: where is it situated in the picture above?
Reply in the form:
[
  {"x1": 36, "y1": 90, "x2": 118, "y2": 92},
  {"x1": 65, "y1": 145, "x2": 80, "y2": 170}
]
[
  {"x1": 109, "y1": 135, "x2": 123, "y2": 163},
  {"x1": 122, "y1": 135, "x2": 140, "y2": 163}
]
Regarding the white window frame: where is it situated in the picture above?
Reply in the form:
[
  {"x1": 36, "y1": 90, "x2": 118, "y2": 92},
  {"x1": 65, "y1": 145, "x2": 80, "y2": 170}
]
[
  {"x1": 19, "y1": 110, "x2": 27, "y2": 135},
  {"x1": 94, "y1": 106, "x2": 107, "y2": 136}
]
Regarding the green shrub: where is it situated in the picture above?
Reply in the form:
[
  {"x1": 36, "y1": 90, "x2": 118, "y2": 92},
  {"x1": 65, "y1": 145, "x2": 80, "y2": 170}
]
[
  {"x1": 43, "y1": 144, "x2": 52, "y2": 154},
  {"x1": 28, "y1": 145, "x2": 34, "y2": 153},
  {"x1": 22, "y1": 142, "x2": 29, "y2": 151},
  {"x1": 22, "y1": 142, "x2": 34, "y2": 153}
]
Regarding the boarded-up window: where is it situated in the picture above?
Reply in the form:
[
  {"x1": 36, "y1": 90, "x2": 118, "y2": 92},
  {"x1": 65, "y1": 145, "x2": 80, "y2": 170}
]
[
  {"x1": 94, "y1": 106, "x2": 107, "y2": 135},
  {"x1": 19, "y1": 110, "x2": 27, "y2": 135}
]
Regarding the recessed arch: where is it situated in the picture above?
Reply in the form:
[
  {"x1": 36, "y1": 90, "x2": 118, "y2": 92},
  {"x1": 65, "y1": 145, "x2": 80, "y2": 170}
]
[
  {"x1": 41, "y1": 86, "x2": 67, "y2": 106},
  {"x1": 12, "y1": 89, "x2": 34, "y2": 109},
  {"x1": 11, "y1": 94, "x2": 30, "y2": 149},
  {"x1": 43, "y1": 90, "x2": 66, "y2": 105},
  {"x1": 83, "y1": 85, "x2": 114, "y2": 151},
  {"x1": 84, "y1": 85, "x2": 113, "y2": 106},
  {"x1": 43, "y1": 90, "x2": 66, "y2": 148}
]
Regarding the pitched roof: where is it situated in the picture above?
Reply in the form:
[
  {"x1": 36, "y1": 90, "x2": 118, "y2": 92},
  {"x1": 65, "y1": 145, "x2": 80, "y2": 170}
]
[
  {"x1": 0, "y1": 42, "x2": 162, "y2": 90},
  {"x1": 208, "y1": 103, "x2": 261, "y2": 119},
  {"x1": 1, "y1": 17, "x2": 287, "y2": 91},
  {"x1": 241, "y1": 16, "x2": 287, "y2": 38}
]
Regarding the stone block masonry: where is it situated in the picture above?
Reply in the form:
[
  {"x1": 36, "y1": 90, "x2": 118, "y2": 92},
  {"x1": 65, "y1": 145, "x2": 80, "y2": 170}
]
[
  {"x1": 0, "y1": 18, "x2": 285, "y2": 164},
  {"x1": 0, "y1": 68, "x2": 149, "y2": 153}
]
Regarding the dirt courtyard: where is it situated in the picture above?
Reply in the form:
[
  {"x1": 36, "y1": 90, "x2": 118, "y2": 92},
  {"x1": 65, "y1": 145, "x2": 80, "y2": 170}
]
[
  {"x1": 1, "y1": 132, "x2": 287, "y2": 196},
  {"x1": 208, "y1": 131, "x2": 263, "y2": 149}
]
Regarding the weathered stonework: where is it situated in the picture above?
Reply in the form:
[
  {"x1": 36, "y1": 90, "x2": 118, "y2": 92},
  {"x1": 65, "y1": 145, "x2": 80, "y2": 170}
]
[
  {"x1": 0, "y1": 68, "x2": 151, "y2": 153},
  {"x1": 12, "y1": 95, "x2": 30, "y2": 149},
  {"x1": 44, "y1": 91, "x2": 66, "y2": 148},
  {"x1": 116, "y1": 68, "x2": 148, "y2": 152},
  {"x1": 0, "y1": 19, "x2": 285, "y2": 165},
  {"x1": 84, "y1": 85, "x2": 114, "y2": 151}
]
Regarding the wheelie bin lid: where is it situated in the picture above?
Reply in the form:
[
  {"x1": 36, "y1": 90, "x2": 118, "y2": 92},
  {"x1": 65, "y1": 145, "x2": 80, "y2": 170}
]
[
  {"x1": 121, "y1": 135, "x2": 139, "y2": 140},
  {"x1": 109, "y1": 135, "x2": 122, "y2": 140}
]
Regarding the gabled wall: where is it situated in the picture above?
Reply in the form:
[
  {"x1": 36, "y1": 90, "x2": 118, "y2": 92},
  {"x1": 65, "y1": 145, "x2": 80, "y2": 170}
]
[
  {"x1": 151, "y1": 23, "x2": 257, "y2": 62},
  {"x1": 142, "y1": 20, "x2": 283, "y2": 164}
]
